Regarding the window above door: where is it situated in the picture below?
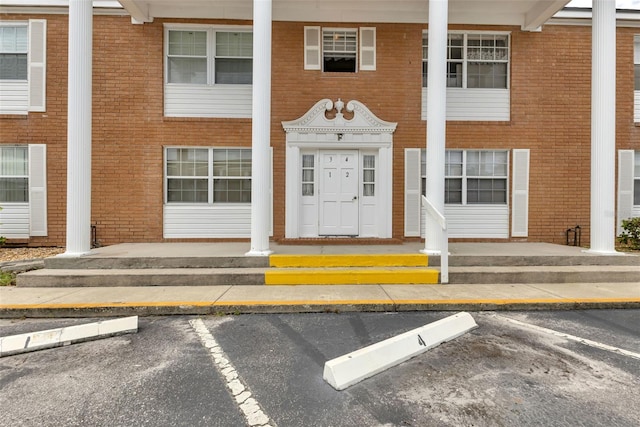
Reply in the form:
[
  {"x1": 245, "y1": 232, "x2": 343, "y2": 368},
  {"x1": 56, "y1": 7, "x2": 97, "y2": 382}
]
[{"x1": 304, "y1": 26, "x2": 376, "y2": 72}]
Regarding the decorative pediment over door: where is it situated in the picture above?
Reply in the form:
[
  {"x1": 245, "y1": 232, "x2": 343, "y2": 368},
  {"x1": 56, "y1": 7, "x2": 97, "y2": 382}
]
[{"x1": 282, "y1": 98, "x2": 397, "y2": 143}]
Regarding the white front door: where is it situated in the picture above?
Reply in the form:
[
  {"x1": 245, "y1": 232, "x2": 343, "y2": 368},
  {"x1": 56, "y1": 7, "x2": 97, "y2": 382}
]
[{"x1": 319, "y1": 150, "x2": 359, "y2": 236}]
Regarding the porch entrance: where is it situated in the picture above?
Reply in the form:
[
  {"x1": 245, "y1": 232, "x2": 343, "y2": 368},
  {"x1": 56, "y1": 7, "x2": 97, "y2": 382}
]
[
  {"x1": 319, "y1": 150, "x2": 359, "y2": 236},
  {"x1": 282, "y1": 98, "x2": 397, "y2": 239}
]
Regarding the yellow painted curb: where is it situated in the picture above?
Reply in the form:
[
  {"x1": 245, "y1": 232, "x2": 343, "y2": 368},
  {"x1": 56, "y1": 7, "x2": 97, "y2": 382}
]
[
  {"x1": 1, "y1": 297, "x2": 639, "y2": 310},
  {"x1": 269, "y1": 254, "x2": 428, "y2": 268},
  {"x1": 265, "y1": 268, "x2": 439, "y2": 285}
]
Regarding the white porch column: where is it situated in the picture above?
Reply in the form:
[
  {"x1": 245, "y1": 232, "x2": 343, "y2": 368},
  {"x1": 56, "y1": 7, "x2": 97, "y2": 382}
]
[
  {"x1": 247, "y1": 0, "x2": 273, "y2": 256},
  {"x1": 64, "y1": 0, "x2": 92, "y2": 256},
  {"x1": 423, "y1": 0, "x2": 448, "y2": 254},
  {"x1": 588, "y1": 0, "x2": 617, "y2": 254}
]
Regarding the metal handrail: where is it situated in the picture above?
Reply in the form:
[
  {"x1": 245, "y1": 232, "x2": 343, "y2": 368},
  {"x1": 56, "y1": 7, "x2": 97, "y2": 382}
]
[{"x1": 422, "y1": 195, "x2": 448, "y2": 284}]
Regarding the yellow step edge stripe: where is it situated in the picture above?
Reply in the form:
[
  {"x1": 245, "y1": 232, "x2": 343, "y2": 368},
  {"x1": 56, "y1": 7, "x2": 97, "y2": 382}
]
[
  {"x1": 265, "y1": 269, "x2": 440, "y2": 285},
  {"x1": 269, "y1": 254, "x2": 428, "y2": 268}
]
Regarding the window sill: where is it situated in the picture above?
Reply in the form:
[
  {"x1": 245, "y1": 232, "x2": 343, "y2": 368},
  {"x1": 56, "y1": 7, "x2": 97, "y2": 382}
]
[
  {"x1": 163, "y1": 116, "x2": 251, "y2": 122},
  {"x1": 0, "y1": 114, "x2": 28, "y2": 120}
]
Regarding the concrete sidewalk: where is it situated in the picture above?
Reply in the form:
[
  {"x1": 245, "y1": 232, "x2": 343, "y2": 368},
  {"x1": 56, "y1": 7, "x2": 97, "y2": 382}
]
[
  {"x1": 1, "y1": 242, "x2": 639, "y2": 317},
  {"x1": 1, "y1": 282, "x2": 639, "y2": 317}
]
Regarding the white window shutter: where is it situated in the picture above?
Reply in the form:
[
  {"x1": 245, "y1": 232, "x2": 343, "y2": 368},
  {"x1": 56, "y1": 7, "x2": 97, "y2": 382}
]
[
  {"x1": 28, "y1": 144, "x2": 47, "y2": 236},
  {"x1": 304, "y1": 26, "x2": 321, "y2": 70},
  {"x1": 405, "y1": 148, "x2": 421, "y2": 236},
  {"x1": 617, "y1": 150, "x2": 635, "y2": 235},
  {"x1": 359, "y1": 27, "x2": 376, "y2": 71},
  {"x1": 511, "y1": 149, "x2": 530, "y2": 237},
  {"x1": 28, "y1": 19, "x2": 47, "y2": 112}
]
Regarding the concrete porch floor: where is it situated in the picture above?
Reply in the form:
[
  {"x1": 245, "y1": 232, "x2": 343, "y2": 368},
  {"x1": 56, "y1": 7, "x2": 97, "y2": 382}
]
[{"x1": 78, "y1": 241, "x2": 622, "y2": 258}]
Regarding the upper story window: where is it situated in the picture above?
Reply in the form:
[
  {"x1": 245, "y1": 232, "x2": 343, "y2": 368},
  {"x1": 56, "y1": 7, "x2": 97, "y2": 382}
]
[
  {"x1": 421, "y1": 149, "x2": 508, "y2": 205},
  {"x1": 422, "y1": 32, "x2": 509, "y2": 89},
  {"x1": 166, "y1": 26, "x2": 252, "y2": 85},
  {"x1": 0, "y1": 146, "x2": 28, "y2": 203},
  {"x1": 635, "y1": 35, "x2": 640, "y2": 91},
  {"x1": 0, "y1": 20, "x2": 46, "y2": 115},
  {"x1": 0, "y1": 25, "x2": 28, "y2": 81},
  {"x1": 304, "y1": 26, "x2": 376, "y2": 72},
  {"x1": 323, "y1": 29, "x2": 357, "y2": 72}
]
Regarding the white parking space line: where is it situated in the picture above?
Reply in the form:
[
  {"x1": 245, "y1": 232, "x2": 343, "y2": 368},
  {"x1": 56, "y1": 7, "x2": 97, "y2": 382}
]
[
  {"x1": 190, "y1": 318, "x2": 276, "y2": 427},
  {"x1": 494, "y1": 314, "x2": 640, "y2": 361}
]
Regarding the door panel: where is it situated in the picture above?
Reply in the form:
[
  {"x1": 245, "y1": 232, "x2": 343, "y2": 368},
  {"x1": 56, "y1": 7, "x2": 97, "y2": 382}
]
[{"x1": 319, "y1": 151, "x2": 359, "y2": 235}]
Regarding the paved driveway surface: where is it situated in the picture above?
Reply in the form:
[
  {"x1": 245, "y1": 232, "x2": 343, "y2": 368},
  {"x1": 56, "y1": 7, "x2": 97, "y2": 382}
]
[{"x1": 1, "y1": 310, "x2": 639, "y2": 427}]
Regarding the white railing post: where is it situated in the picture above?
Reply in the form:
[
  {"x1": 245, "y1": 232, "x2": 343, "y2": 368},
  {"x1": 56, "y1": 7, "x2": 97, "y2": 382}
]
[{"x1": 422, "y1": 196, "x2": 448, "y2": 284}]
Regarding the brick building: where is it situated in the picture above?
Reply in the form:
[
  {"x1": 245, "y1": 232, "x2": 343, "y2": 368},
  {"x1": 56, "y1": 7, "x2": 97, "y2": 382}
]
[{"x1": 0, "y1": 1, "x2": 637, "y2": 256}]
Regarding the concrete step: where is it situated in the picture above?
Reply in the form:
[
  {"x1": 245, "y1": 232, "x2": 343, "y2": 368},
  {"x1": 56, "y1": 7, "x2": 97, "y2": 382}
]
[
  {"x1": 16, "y1": 268, "x2": 267, "y2": 288},
  {"x1": 429, "y1": 254, "x2": 640, "y2": 267},
  {"x1": 446, "y1": 265, "x2": 640, "y2": 284},
  {"x1": 44, "y1": 256, "x2": 269, "y2": 270},
  {"x1": 270, "y1": 254, "x2": 428, "y2": 268},
  {"x1": 41, "y1": 253, "x2": 640, "y2": 271},
  {"x1": 17, "y1": 260, "x2": 640, "y2": 288},
  {"x1": 265, "y1": 267, "x2": 440, "y2": 285}
]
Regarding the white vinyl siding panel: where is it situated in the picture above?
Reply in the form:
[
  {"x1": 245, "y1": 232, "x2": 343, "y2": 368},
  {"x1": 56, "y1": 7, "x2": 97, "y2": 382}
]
[
  {"x1": 28, "y1": 144, "x2": 46, "y2": 236},
  {"x1": 0, "y1": 81, "x2": 28, "y2": 114},
  {"x1": 421, "y1": 88, "x2": 510, "y2": 121},
  {"x1": 420, "y1": 205, "x2": 509, "y2": 238},
  {"x1": 163, "y1": 205, "x2": 251, "y2": 238},
  {"x1": 28, "y1": 19, "x2": 46, "y2": 112},
  {"x1": 511, "y1": 149, "x2": 529, "y2": 237},
  {"x1": 0, "y1": 204, "x2": 29, "y2": 238},
  {"x1": 404, "y1": 148, "x2": 421, "y2": 236},
  {"x1": 618, "y1": 150, "x2": 635, "y2": 234},
  {"x1": 635, "y1": 91, "x2": 640, "y2": 123},
  {"x1": 164, "y1": 84, "x2": 252, "y2": 118}
]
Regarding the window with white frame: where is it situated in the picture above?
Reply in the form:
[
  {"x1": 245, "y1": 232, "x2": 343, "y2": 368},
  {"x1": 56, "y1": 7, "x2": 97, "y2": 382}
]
[
  {"x1": 0, "y1": 20, "x2": 46, "y2": 114},
  {"x1": 363, "y1": 155, "x2": 376, "y2": 197},
  {"x1": 634, "y1": 35, "x2": 640, "y2": 123},
  {"x1": 422, "y1": 32, "x2": 509, "y2": 89},
  {"x1": 166, "y1": 27, "x2": 252, "y2": 85},
  {"x1": 635, "y1": 35, "x2": 640, "y2": 91},
  {"x1": 421, "y1": 149, "x2": 508, "y2": 204},
  {"x1": 323, "y1": 29, "x2": 357, "y2": 72},
  {"x1": 0, "y1": 146, "x2": 28, "y2": 203},
  {"x1": 301, "y1": 154, "x2": 315, "y2": 196},
  {"x1": 635, "y1": 151, "x2": 640, "y2": 205},
  {"x1": 304, "y1": 26, "x2": 376, "y2": 72},
  {"x1": 0, "y1": 25, "x2": 27, "y2": 81},
  {"x1": 165, "y1": 147, "x2": 251, "y2": 204}
]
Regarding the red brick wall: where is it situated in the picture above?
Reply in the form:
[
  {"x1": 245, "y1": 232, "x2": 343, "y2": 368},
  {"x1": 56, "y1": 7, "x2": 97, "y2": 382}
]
[{"x1": 1, "y1": 14, "x2": 638, "y2": 246}]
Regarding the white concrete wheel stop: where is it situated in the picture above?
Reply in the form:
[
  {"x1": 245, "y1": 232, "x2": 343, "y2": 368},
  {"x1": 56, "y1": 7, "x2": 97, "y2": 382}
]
[
  {"x1": 0, "y1": 316, "x2": 139, "y2": 357},
  {"x1": 323, "y1": 312, "x2": 478, "y2": 390}
]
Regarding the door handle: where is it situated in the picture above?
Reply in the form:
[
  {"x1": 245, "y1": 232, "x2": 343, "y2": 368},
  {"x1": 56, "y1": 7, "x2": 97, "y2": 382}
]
[{"x1": 353, "y1": 196, "x2": 358, "y2": 201}]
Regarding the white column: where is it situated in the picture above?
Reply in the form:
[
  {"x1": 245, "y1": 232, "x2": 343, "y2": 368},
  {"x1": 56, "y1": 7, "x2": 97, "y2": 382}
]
[
  {"x1": 423, "y1": 0, "x2": 448, "y2": 254},
  {"x1": 64, "y1": 0, "x2": 92, "y2": 256},
  {"x1": 246, "y1": 0, "x2": 273, "y2": 256},
  {"x1": 588, "y1": 0, "x2": 618, "y2": 254}
]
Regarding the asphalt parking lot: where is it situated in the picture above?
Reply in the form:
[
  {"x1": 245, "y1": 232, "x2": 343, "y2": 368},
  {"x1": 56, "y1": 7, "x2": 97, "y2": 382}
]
[{"x1": 1, "y1": 310, "x2": 639, "y2": 427}]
